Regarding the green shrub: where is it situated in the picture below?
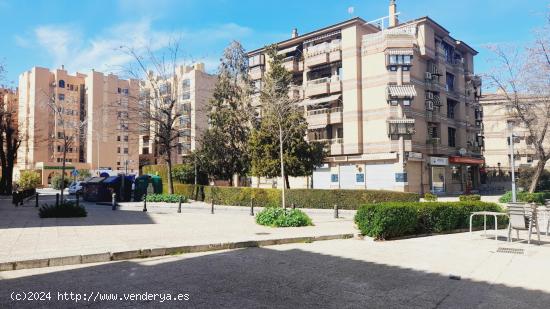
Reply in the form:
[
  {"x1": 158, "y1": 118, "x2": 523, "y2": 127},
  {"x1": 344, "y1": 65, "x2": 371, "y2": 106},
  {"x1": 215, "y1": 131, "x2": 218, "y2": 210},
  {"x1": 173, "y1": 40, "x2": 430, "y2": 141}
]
[
  {"x1": 77, "y1": 169, "x2": 92, "y2": 181},
  {"x1": 145, "y1": 194, "x2": 187, "y2": 203},
  {"x1": 255, "y1": 208, "x2": 313, "y2": 227},
  {"x1": 51, "y1": 174, "x2": 70, "y2": 190},
  {"x1": 423, "y1": 192, "x2": 438, "y2": 201},
  {"x1": 354, "y1": 201, "x2": 505, "y2": 240},
  {"x1": 39, "y1": 201, "x2": 87, "y2": 218},
  {"x1": 18, "y1": 170, "x2": 41, "y2": 190},
  {"x1": 498, "y1": 191, "x2": 548, "y2": 204},
  {"x1": 204, "y1": 186, "x2": 419, "y2": 209},
  {"x1": 173, "y1": 183, "x2": 204, "y2": 201},
  {"x1": 459, "y1": 194, "x2": 481, "y2": 201}
]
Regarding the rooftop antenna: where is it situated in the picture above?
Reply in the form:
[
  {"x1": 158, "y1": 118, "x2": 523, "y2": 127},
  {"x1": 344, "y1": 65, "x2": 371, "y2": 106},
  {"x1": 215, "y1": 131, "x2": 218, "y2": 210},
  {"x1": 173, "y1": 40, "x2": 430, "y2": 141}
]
[{"x1": 347, "y1": 6, "x2": 355, "y2": 17}]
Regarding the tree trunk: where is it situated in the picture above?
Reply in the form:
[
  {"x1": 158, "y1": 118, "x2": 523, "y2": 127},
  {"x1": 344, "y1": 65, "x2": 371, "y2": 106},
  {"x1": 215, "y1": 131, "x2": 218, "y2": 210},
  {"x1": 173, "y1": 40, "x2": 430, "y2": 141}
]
[
  {"x1": 166, "y1": 158, "x2": 174, "y2": 194},
  {"x1": 279, "y1": 125, "x2": 286, "y2": 209},
  {"x1": 528, "y1": 159, "x2": 547, "y2": 193},
  {"x1": 285, "y1": 174, "x2": 290, "y2": 189},
  {"x1": 60, "y1": 151, "x2": 67, "y2": 201}
]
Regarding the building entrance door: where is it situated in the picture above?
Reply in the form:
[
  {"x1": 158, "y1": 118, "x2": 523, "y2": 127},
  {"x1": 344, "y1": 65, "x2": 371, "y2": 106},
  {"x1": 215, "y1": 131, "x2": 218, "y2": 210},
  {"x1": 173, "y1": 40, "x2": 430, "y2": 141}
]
[{"x1": 431, "y1": 166, "x2": 445, "y2": 194}]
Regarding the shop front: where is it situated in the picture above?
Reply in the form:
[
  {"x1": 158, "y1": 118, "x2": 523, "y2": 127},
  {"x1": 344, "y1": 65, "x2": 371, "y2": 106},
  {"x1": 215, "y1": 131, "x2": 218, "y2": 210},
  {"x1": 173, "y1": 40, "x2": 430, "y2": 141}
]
[
  {"x1": 448, "y1": 156, "x2": 484, "y2": 194},
  {"x1": 429, "y1": 157, "x2": 448, "y2": 194}
]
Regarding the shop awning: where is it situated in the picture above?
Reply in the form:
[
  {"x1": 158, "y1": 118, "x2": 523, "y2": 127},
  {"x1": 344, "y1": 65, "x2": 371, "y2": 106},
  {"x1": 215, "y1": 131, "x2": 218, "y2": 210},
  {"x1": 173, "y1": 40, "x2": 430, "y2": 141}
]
[
  {"x1": 385, "y1": 48, "x2": 414, "y2": 55},
  {"x1": 298, "y1": 94, "x2": 341, "y2": 107},
  {"x1": 278, "y1": 45, "x2": 298, "y2": 55},
  {"x1": 308, "y1": 124, "x2": 327, "y2": 130},
  {"x1": 449, "y1": 156, "x2": 485, "y2": 165},
  {"x1": 387, "y1": 85, "x2": 417, "y2": 97}
]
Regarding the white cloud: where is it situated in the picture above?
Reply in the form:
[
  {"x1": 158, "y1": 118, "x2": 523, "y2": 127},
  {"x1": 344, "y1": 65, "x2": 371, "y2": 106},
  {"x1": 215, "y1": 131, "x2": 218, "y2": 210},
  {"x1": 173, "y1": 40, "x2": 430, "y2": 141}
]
[{"x1": 24, "y1": 19, "x2": 255, "y2": 76}]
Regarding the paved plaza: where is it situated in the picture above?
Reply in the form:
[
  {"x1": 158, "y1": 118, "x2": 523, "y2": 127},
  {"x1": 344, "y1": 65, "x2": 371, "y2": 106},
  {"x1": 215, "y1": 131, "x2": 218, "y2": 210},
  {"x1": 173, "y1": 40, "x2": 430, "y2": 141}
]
[
  {"x1": 1, "y1": 233, "x2": 550, "y2": 308},
  {"x1": 0, "y1": 194, "x2": 355, "y2": 264}
]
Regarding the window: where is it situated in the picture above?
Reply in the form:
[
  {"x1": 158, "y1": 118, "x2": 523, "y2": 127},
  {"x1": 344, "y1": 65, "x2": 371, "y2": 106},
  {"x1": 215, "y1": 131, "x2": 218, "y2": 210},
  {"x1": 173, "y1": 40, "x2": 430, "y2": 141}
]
[
  {"x1": 448, "y1": 127, "x2": 456, "y2": 147},
  {"x1": 117, "y1": 87, "x2": 121, "y2": 94},
  {"x1": 117, "y1": 147, "x2": 121, "y2": 154},
  {"x1": 117, "y1": 136, "x2": 121, "y2": 142},
  {"x1": 58, "y1": 80, "x2": 65, "y2": 88},
  {"x1": 248, "y1": 54, "x2": 265, "y2": 67},
  {"x1": 447, "y1": 100, "x2": 457, "y2": 119},
  {"x1": 402, "y1": 66, "x2": 410, "y2": 71},
  {"x1": 123, "y1": 136, "x2": 128, "y2": 142},
  {"x1": 446, "y1": 73, "x2": 455, "y2": 92},
  {"x1": 389, "y1": 66, "x2": 398, "y2": 71},
  {"x1": 442, "y1": 41, "x2": 454, "y2": 63},
  {"x1": 122, "y1": 88, "x2": 129, "y2": 95},
  {"x1": 123, "y1": 148, "x2": 128, "y2": 154},
  {"x1": 58, "y1": 94, "x2": 65, "y2": 101},
  {"x1": 142, "y1": 147, "x2": 149, "y2": 155},
  {"x1": 403, "y1": 99, "x2": 411, "y2": 106}
]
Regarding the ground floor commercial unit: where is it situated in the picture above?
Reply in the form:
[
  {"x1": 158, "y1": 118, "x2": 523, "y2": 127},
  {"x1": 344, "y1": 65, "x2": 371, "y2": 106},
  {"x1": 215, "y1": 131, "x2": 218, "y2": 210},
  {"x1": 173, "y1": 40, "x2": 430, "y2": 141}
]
[{"x1": 311, "y1": 153, "x2": 484, "y2": 195}]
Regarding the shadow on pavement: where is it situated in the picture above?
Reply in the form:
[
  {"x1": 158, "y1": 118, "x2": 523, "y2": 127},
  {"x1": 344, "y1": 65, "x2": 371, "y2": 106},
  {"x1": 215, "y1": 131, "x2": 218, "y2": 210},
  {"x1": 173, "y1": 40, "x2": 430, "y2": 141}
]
[{"x1": 0, "y1": 246, "x2": 549, "y2": 308}]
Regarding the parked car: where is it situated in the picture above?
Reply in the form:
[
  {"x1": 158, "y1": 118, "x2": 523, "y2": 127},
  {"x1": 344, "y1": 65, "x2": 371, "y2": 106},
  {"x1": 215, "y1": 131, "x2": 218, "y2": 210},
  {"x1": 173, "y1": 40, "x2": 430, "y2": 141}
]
[{"x1": 68, "y1": 181, "x2": 83, "y2": 195}]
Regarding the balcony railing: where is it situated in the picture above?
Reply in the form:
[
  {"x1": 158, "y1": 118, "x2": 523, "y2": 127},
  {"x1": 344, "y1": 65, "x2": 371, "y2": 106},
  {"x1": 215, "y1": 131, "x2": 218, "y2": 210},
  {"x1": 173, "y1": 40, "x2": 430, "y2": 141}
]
[
  {"x1": 307, "y1": 75, "x2": 340, "y2": 86},
  {"x1": 305, "y1": 40, "x2": 341, "y2": 57},
  {"x1": 307, "y1": 106, "x2": 342, "y2": 116}
]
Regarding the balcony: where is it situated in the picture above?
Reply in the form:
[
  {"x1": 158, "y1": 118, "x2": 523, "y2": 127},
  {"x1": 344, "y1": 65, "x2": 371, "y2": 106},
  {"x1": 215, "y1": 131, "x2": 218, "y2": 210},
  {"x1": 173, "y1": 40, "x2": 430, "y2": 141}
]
[
  {"x1": 288, "y1": 85, "x2": 304, "y2": 100},
  {"x1": 305, "y1": 76, "x2": 341, "y2": 97},
  {"x1": 282, "y1": 56, "x2": 304, "y2": 72},
  {"x1": 249, "y1": 66, "x2": 263, "y2": 80},
  {"x1": 306, "y1": 107, "x2": 343, "y2": 128},
  {"x1": 315, "y1": 138, "x2": 343, "y2": 156}
]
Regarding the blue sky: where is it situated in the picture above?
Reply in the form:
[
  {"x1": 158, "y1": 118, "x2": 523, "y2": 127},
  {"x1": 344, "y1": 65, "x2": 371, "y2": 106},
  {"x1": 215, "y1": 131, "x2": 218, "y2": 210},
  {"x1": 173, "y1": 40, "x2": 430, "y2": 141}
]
[{"x1": 0, "y1": 0, "x2": 547, "y2": 86}]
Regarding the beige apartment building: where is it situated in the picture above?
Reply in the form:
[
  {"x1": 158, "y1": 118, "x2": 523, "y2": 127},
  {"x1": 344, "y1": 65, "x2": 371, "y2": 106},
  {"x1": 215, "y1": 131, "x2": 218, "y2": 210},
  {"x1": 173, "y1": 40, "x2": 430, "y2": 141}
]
[
  {"x1": 481, "y1": 93, "x2": 550, "y2": 172},
  {"x1": 17, "y1": 66, "x2": 139, "y2": 185},
  {"x1": 138, "y1": 63, "x2": 216, "y2": 169},
  {"x1": 247, "y1": 1, "x2": 483, "y2": 194}
]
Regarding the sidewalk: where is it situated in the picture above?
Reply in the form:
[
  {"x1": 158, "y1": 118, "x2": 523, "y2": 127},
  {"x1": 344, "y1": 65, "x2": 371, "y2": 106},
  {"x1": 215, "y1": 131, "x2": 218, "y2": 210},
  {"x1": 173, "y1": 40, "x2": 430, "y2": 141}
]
[{"x1": 0, "y1": 198, "x2": 355, "y2": 265}]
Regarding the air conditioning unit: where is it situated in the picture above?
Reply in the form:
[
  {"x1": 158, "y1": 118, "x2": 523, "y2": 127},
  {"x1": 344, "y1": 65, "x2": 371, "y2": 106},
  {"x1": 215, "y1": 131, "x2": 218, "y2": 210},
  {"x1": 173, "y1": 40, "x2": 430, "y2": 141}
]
[
  {"x1": 424, "y1": 72, "x2": 432, "y2": 80},
  {"x1": 426, "y1": 100, "x2": 434, "y2": 111},
  {"x1": 426, "y1": 91, "x2": 434, "y2": 100}
]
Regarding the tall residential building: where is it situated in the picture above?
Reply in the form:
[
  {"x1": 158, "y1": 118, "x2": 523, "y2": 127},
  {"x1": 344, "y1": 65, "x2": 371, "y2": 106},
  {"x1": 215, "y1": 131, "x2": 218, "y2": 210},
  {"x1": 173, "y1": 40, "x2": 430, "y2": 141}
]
[
  {"x1": 17, "y1": 66, "x2": 140, "y2": 185},
  {"x1": 247, "y1": 1, "x2": 483, "y2": 194},
  {"x1": 138, "y1": 63, "x2": 216, "y2": 169},
  {"x1": 480, "y1": 93, "x2": 550, "y2": 171}
]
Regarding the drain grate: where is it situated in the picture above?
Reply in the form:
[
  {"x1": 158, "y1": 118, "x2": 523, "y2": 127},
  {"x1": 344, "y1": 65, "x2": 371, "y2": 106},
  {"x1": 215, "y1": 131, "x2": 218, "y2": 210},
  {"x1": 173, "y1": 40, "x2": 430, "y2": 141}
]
[{"x1": 496, "y1": 247, "x2": 525, "y2": 255}]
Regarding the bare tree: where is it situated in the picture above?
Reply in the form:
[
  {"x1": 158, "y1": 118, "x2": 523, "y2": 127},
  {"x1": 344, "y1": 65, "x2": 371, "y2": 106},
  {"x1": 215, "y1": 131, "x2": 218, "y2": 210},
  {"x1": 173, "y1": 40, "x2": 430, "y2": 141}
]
[
  {"x1": 485, "y1": 15, "x2": 550, "y2": 192},
  {"x1": 41, "y1": 90, "x2": 86, "y2": 200},
  {"x1": 120, "y1": 41, "x2": 186, "y2": 194}
]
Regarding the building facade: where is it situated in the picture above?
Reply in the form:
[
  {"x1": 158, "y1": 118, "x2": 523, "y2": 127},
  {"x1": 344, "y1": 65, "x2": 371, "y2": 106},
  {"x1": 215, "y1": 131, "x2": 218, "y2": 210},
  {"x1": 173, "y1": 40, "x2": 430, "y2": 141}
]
[
  {"x1": 138, "y1": 63, "x2": 216, "y2": 169},
  {"x1": 247, "y1": 1, "x2": 483, "y2": 194},
  {"x1": 17, "y1": 66, "x2": 140, "y2": 185}
]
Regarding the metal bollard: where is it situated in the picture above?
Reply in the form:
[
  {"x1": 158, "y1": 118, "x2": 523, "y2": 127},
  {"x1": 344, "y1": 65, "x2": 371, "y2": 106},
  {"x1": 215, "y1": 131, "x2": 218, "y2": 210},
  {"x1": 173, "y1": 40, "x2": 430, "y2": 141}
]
[
  {"x1": 111, "y1": 193, "x2": 116, "y2": 210},
  {"x1": 75, "y1": 192, "x2": 79, "y2": 207},
  {"x1": 56, "y1": 193, "x2": 60, "y2": 207},
  {"x1": 177, "y1": 196, "x2": 182, "y2": 213},
  {"x1": 250, "y1": 199, "x2": 254, "y2": 216},
  {"x1": 211, "y1": 200, "x2": 214, "y2": 214},
  {"x1": 334, "y1": 204, "x2": 339, "y2": 219},
  {"x1": 143, "y1": 195, "x2": 148, "y2": 212},
  {"x1": 35, "y1": 193, "x2": 39, "y2": 207}
]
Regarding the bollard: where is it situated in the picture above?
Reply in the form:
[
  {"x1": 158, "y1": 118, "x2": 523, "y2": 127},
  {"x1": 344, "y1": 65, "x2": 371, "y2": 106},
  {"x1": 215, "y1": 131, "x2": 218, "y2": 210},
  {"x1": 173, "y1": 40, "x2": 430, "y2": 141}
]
[
  {"x1": 56, "y1": 193, "x2": 60, "y2": 207},
  {"x1": 35, "y1": 193, "x2": 39, "y2": 207},
  {"x1": 112, "y1": 193, "x2": 117, "y2": 210},
  {"x1": 177, "y1": 196, "x2": 182, "y2": 213},
  {"x1": 334, "y1": 204, "x2": 339, "y2": 219},
  {"x1": 211, "y1": 200, "x2": 214, "y2": 214},
  {"x1": 75, "y1": 192, "x2": 79, "y2": 207},
  {"x1": 143, "y1": 195, "x2": 148, "y2": 212},
  {"x1": 250, "y1": 199, "x2": 254, "y2": 216}
]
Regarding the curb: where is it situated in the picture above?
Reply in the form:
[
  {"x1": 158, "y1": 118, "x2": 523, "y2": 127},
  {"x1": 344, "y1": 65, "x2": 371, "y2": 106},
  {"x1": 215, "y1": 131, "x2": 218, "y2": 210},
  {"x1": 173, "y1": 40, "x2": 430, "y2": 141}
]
[{"x1": 0, "y1": 233, "x2": 354, "y2": 272}]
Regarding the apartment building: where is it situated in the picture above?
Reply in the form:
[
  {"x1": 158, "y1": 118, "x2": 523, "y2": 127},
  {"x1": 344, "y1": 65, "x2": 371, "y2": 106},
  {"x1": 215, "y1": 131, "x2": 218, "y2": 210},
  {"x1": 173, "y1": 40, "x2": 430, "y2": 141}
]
[
  {"x1": 247, "y1": 1, "x2": 483, "y2": 194},
  {"x1": 138, "y1": 63, "x2": 216, "y2": 169},
  {"x1": 481, "y1": 93, "x2": 550, "y2": 171},
  {"x1": 17, "y1": 66, "x2": 140, "y2": 185},
  {"x1": 0, "y1": 88, "x2": 18, "y2": 129}
]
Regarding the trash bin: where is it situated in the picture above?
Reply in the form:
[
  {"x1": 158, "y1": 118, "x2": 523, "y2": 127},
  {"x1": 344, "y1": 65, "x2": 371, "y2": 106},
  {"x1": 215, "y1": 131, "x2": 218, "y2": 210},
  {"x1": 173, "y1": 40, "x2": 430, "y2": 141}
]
[
  {"x1": 82, "y1": 177, "x2": 106, "y2": 202},
  {"x1": 149, "y1": 175, "x2": 163, "y2": 194},
  {"x1": 134, "y1": 175, "x2": 150, "y2": 201}
]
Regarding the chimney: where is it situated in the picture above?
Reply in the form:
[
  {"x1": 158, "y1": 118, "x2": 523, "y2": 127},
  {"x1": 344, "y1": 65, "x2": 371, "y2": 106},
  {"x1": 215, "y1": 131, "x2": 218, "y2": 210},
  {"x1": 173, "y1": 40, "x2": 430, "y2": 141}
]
[
  {"x1": 291, "y1": 28, "x2": 298, "y2": 38},
  {"x1": 389, "y1": 0, "x2": 398, "y2": 27},
  {"x1": 61, "y1": 64, "x2": 65, "y2": 70}
]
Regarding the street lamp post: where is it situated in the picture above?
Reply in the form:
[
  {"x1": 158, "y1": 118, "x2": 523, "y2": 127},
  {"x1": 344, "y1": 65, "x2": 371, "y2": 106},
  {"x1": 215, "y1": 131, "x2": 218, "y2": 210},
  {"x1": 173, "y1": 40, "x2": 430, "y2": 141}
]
[{"x1": 508, "y1": 122, "x2": 517, "y2": 203}]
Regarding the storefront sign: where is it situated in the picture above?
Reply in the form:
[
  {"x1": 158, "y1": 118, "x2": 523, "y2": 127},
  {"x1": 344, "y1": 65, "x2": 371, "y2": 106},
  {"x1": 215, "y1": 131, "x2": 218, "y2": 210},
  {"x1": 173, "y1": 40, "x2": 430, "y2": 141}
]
[
  {"x1": 429, "y1": 157, "x2": 448, "y2": 166},
  {"x1": 43, "y1": 166, "x2": 75, "y2": 170},
  {"x1": 395, "y1": 173, "x2": 408, "y2": 183},
  {"x1": 356, "y1": 173, "x2": 365, "y2": 183},
  {"x1": 407, "y1": 152, "x2": 423, "y2": 160},
  {"x1": 449, "y1": 156, "x2": 484, "y2": 165}
]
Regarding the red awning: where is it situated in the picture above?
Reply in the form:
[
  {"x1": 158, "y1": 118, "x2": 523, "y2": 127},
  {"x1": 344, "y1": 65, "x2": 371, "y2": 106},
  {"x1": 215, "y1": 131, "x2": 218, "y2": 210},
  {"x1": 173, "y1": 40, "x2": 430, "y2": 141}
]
[{"x1": 449, "y1": 156, "x2": 484, "y2": 165}]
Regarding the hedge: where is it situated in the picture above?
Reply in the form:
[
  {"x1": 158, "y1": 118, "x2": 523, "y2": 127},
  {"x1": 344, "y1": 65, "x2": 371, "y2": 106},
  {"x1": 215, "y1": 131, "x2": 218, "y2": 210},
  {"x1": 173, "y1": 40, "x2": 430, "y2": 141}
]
[
  {"x1": 255, "y1": 208, "x2": 313, "y2": 227},
  {"x1": 459, "y1": 194, "x2": 481, "y2": 201},
  {"x1": 145, "y1": 194, "x2": 188, "y2": 203},
  {"x1": 204, "y1": 186, "x2": 419, "y2": 209},
  {"x1": 39, "y1": 201, "x2": 87, "y2": 218},
  {"x1": 354, "y1": 201, "x2": 505, "y2": 240},
  {"x1": 498, "y1": 191, "x2": 550, "y2": 204}
]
